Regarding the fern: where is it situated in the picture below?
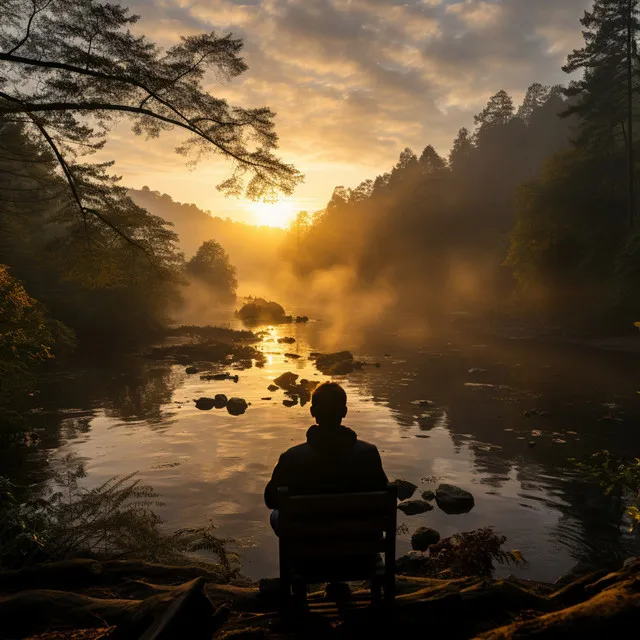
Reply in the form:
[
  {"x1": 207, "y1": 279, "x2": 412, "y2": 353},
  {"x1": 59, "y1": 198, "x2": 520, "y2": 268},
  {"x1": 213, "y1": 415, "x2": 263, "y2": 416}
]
[{"x1": 0, "y1": 456, "x2": 238, "y2": 580}]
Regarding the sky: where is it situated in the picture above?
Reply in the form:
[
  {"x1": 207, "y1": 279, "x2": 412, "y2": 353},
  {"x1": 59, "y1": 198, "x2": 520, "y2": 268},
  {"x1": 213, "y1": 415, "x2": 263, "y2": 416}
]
[{"x1": 100, "y1": 0, "x2": 593, "y2": 226}]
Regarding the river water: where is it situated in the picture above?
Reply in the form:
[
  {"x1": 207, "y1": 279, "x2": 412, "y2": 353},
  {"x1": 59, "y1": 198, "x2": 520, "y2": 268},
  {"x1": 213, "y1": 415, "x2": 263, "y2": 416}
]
[{"x1": 10, "y1": 317, "x2": 640, "y2": 583}]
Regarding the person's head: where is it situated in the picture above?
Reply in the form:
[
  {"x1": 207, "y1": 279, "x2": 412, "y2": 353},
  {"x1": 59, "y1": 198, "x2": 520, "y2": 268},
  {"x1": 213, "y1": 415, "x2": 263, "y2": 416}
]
[{"x1": 311, "y1": 382, "x2": 347, "y2": 426}]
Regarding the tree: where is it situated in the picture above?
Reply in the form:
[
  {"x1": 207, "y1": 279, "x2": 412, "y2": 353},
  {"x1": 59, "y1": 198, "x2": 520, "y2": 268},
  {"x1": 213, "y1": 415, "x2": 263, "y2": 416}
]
[
  {"x1": 448, "y1": 127, "x2": 474, "y2": 171},
  {"x1": 0, "y1": 0, "x2": 302, "y2": 245},
  {"x1": 563, "y1": 0, "x2": 640, "y2": 226},
  {"x1": 0, "y1": 264, "x2": 73, "y2": 407},
  {"x1": 0, "y1": 121, "x2": 184, "y2": 341},
  {"x1": 474, "y1": 90, "x2": 515, "y2": 133},
  {"x1": 186, "y1": 240, "x2": 237, "y2": 302},
  {"x1": 419, "y1": 145, "x2": 446, "y2": 175},
  {"x1": 517, "y1": 83, "x2": 552, "y2": 123}
]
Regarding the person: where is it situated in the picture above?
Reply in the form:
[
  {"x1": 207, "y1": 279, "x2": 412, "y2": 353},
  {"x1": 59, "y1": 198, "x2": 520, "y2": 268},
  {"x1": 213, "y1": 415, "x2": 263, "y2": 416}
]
[{"x1": 264, "y1": 381, "x2": 389, "y2": 532}]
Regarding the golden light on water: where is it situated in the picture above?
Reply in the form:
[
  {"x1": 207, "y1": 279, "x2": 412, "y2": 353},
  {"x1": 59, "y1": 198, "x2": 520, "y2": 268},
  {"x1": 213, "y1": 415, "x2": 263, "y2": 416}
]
[{"x1": 247, "y1": 199, "x2": 298, "y2": 228}]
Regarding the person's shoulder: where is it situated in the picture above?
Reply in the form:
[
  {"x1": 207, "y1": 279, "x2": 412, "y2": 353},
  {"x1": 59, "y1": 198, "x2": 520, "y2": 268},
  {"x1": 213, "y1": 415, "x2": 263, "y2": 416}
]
[
  {"x1": 280, "y1": 442, "x2": 311, "y2": 459},
  {"x1": 353, "y1": 439, "x2": 381, "y2": 455}
]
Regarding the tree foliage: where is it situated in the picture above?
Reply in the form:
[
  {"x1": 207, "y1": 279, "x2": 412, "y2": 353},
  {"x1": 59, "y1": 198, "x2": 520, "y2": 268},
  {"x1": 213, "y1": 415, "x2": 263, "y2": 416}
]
[
  {"x1": 186, "y1": 240, "x2": 238, "y2": 302},
  {"x1": 0, "y1": 0, "x2": 302, "y2": 243},
  {"x1": 284, "y1": 85, "x2": 573, "y2": 318},
  {"x1": 0, "y1": 121, "x2": 184, "y2": 341}
]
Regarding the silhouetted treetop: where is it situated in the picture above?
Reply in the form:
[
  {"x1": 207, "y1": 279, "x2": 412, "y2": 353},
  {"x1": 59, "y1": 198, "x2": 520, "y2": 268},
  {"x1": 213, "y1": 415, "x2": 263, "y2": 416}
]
[{"x1": 0, "y1": 0, "x2": 302, "y2": 243}]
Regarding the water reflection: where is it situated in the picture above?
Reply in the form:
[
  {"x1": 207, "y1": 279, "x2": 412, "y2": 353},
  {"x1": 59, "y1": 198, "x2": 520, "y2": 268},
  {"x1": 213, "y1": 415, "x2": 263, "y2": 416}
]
[{"x1": 12, "y1": 322, "x2": 640, "y2": 582}]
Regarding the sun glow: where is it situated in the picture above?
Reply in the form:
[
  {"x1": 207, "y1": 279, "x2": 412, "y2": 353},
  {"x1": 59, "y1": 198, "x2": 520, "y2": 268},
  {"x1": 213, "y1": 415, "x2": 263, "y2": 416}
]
[{"x1": 248, "y1": 199, "x2": 298, "y2": 228}]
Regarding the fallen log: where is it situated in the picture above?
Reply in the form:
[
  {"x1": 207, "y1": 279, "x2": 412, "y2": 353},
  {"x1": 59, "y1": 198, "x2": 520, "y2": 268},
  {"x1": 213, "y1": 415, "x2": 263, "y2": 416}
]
[{"x1": 0, "y1": 577, "x2": 221, "y2": 639}]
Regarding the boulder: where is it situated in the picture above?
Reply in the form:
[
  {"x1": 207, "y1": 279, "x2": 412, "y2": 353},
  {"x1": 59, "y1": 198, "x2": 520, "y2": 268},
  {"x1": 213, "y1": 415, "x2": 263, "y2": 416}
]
[
  {"x1": 395, "y1": 551, "x2": 430, "y2": 575},
  {"x1": 194, "y1": 397, "x2": 216, "y2": 411},
  {"x1": 411, "y1": 527, "x2": 441, "y2": 551},
  {"x1": 313, "y1": 351, "x2": 355, "y2": 375},
  {"x1": 273, "y1": 372, "x2": 299, "y2": 390},
  {"x1": 237, "y1": 299, "x2": 286, "y2": 325},
  {"x1": 226, "y1": 398, "x2": 248, "y2": 416},
  {"x1": 295, "y1": 316, "x2": 309, "y2": 323},
  {"x1": 267, "y1": 384, "x2": 279, "y2": 392},
  {"x1": 185, "y1": 366, "x2": 199, "y2": 375},
  {"x1": 277, "y1": 337, "x2": 296, "y2": 344},
  {"x1": 283, "y1": 398, "x2": 298, "y2": 408},
  {"x1": 397, "y1": 500, "x2": 434, "y2": 516},
  {"x1": 394, "y1": 479, "x2": 418, "y2": 501},
  {"x1": 214, "y1": 394, "x2": 228, "y2": 409},
  {"x1": 435, "y1": 483, "x2": 475, "y2": 514},
  {"x1": 284, "y1": 353, "x2": 302, "y2": 359},
  {"x1": 421, "y1": 490, "x2": 435, "y2": 501}
]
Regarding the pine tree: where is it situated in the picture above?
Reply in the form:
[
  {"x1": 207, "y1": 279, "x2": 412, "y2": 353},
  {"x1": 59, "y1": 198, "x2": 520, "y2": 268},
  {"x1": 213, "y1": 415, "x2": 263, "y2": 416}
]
[{"x1": 563, "y1": 0, "x2": 640, "y2": 226}]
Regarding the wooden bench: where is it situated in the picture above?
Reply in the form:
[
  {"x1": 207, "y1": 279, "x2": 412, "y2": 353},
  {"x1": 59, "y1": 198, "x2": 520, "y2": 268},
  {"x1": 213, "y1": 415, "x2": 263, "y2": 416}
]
[{"x1": 277, "y1": 482, "x2": 397, "y2": 607}]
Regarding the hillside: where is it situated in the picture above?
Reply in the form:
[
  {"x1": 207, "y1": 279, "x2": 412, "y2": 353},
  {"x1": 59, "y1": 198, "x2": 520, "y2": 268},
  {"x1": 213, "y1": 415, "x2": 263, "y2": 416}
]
[{"x1": 130, "y1": 187, "x2": 286, "y2": 290}]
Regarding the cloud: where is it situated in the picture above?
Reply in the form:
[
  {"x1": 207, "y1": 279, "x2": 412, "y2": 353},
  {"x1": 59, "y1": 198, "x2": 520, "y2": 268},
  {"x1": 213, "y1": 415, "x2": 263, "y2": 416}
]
[{"x1": 99, "y1": 0, "x2": 592, "y2": 215}]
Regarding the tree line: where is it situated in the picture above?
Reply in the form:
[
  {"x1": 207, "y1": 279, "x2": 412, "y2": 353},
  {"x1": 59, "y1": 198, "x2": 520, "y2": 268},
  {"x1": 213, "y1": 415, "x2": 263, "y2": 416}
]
[{"x1": 284, "y1": 0, "x2": 640, "y2": 331}]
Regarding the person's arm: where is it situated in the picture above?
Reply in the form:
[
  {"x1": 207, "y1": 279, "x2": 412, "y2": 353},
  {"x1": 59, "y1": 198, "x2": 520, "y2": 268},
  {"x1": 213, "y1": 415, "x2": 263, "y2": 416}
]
[
  {"x1": 264, "y1": 453, "x2": 289, "y2": 510},
  {"x1": 369, "y1": 446, "x2": 389, "y2": 490}
]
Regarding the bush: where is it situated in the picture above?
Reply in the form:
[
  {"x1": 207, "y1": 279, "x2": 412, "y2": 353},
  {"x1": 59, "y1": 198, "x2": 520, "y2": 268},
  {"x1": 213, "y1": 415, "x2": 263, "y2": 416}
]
[{"x1": 0, "y1": 456, "x2": 239, "y2": 580}]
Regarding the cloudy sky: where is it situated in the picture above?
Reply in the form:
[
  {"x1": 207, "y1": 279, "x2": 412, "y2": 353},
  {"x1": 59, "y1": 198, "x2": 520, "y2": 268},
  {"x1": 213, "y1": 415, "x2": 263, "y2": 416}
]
[{"x1": 103, "y1": 0, "x2": 592, "y2": 226}]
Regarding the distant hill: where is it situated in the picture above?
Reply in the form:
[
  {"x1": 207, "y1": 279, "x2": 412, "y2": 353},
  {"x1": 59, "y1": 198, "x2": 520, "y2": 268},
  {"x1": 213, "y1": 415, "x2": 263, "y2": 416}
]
[{"x1": 130, "y1": 187, "x2": 286, "y2": 290}]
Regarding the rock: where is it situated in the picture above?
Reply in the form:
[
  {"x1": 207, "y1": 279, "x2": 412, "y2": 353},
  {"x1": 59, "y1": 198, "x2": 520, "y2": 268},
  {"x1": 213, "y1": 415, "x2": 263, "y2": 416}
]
[
  {"x1": 394, "y1": 479, "x2": 418, "y2": 501},
  {"x1": 282, "y1": 398, "x2": 298, "y2": 408},
  {"x1": 214, "y1": 394, "x2": 228, "y2": 409},
  {"x1": 411, "y1": 399, "x2": 434, "y2": 408},
  {"x1": 397, "y1": 500, "x2": 434, "y2": 515},
  {"x1": 435, "y1": 483, "x2": 475, "y2": 514},
  {"x1": 185, "y1": 366, "x2": 199, "y2": 375},
  {"x1": 421, "y1": 490, "x2": 435, "y2": 501},
  {"x1": 237, "y1": 299, "x2": 286, "y2": 325},
  {"x1": 295, "y1": 316, "x2": 309, "y2": 323},
  {"x1": 226, "y1": 398, "x2": 248, "y2": 416},
  {"x1": 194, "y1": 397, "x2": 216, "y2": 411},
  {"x1": 411, "y1": 527, "x2": 441, "y2": 551},
  {"x1": 395, "y1": 551, "x2": 429, "y2": 575},
  {"x1": 277, "y1": 336, "x2": 296, "y2": 344},
  {"x1": 261, "y1": 397, "x2": 272, "y2": 401},
  {"x1": 200, "y1": 372, "x2": 231, "y2": 381},
  {"x1": 284, "y1": 353, "x2": 301, "y2": 359},
  {"x1": 468, "y1": 368, "x2": 487, "y2": 375},
  {"x1": 267, "y1": 384, "x2": 279, "y2": 392},
  {"x1": 313, "y1": 351, "x2": 355, "y2": 375},
  {"x1": 273, "y1": 372, "x2": 299, "y2": 390}
]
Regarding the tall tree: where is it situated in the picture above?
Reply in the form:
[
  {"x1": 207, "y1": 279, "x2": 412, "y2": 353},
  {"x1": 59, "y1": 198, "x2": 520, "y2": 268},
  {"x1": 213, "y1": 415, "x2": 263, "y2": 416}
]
[
  {"x1": 186, "y1": 240, "x2": 237, "y2": 302},
  {"x1": 0, "y1": 0, "x2": 302, "y2": 245},
  {"x1": 448, "y1": 127, "x2": 474, "y2": 171},
  {"x1": 563, "y1": 0, "x2": 640, "y2": 226}
]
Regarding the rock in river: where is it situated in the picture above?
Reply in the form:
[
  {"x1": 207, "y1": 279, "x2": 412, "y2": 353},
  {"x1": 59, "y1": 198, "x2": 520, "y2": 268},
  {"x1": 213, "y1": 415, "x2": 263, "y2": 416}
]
[
  {"x1": 421, "y1": 490, "x2": 435, "y2": 501},
  {"x1": 227, "y1": 397, "x2": 248, "y2": 416},
  {"x1": 411, "y1": 527, "x2": 441, "y2": 551},
  {"x1": 195, "y1": 397, "x2": 216, "y2": 411},
  {"x1": 185, "y1": 366, "x2": 199, "y2": 375},
  {"x1": 397, "y1": 500, "x2": 434, "y2": 516},
  {"x1": 267, "y1": 384, "x2": 279, "y2": 392},
  {"x1": 394, "y1": 479, "x2": 418, "y2": 501},
  {"x1": 214, "y1": 394, "x2": 228, "y2": 409},
  {"x1": 273, "y1": 372, "x2": 299, "y2": 390},
  {"x1": 435, "y1": 483, "x2": 475, "y2": 514}
]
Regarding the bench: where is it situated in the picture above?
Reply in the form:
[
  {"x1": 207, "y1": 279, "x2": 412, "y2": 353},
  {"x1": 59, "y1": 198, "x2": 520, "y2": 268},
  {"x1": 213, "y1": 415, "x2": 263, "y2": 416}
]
[{"x1": 277, "y1": 482, "x2": 398, "y2": 607}]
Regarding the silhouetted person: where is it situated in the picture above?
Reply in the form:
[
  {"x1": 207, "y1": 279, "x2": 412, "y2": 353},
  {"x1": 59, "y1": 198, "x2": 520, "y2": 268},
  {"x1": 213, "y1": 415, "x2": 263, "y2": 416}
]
[{"x1": 264, "y1": 381, "x2": 388, "y2": 531}]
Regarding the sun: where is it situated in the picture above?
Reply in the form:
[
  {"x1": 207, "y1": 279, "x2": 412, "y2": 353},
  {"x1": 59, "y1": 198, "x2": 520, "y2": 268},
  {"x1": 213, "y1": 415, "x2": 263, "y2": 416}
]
[{"x1": 248, "y1": 199, "x2": 298, "y2": 228}]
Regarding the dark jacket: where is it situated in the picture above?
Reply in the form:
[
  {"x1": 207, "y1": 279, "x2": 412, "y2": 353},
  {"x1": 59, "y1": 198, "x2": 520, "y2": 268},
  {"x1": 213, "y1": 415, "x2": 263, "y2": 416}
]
[{"x1": 264, "y1": 424, "x2": 388, "y2": 509}]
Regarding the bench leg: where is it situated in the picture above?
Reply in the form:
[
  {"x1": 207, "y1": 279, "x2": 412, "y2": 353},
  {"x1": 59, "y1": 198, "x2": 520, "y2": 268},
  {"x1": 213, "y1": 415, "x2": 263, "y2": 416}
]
[{"x1": 371, "y1": 577, "x2": 383, "y2": 604}]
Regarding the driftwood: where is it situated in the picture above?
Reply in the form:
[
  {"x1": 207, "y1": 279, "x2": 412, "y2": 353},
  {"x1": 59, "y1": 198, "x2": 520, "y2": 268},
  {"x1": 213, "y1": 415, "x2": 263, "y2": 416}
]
[{"x1": 0, "y1": 577, "x2": 222, "y2": 639}]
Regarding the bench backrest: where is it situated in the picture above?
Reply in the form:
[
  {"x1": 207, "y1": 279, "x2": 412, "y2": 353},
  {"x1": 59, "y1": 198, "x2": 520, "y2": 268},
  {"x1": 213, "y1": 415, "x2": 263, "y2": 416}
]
[{"x1": 277, "y1": 483, "x2": 397, "y2": 563}]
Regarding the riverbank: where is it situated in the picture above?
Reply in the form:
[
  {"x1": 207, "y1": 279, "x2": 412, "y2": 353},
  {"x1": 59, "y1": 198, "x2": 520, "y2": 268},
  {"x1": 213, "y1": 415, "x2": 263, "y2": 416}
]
[{"x1": 1, "y1": 556, "x2": 638, "y2": 638}]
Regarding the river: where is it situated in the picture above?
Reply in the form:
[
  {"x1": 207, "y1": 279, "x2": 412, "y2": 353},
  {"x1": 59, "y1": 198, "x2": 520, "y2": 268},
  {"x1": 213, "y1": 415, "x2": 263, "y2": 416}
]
[{"x1": 8, "y1": 316, "x2": 640, "y2": 583}]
